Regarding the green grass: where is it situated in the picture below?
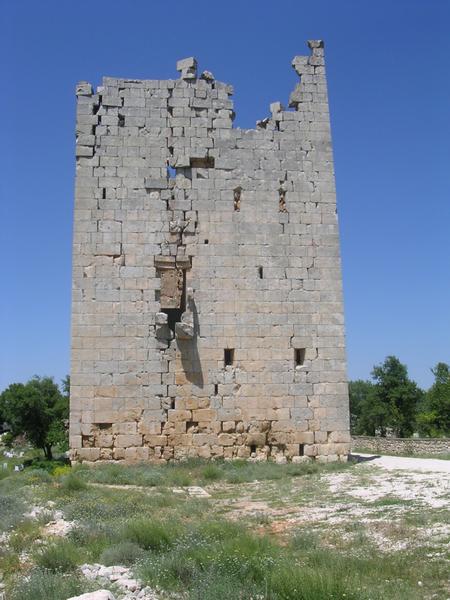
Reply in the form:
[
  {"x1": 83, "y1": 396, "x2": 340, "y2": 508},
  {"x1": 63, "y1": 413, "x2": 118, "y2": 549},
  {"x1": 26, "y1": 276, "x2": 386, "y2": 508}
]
[
  {"x1": 1, "y1": 455, "x2": 449, "y2": 599},
  {"x1": 73, "y1": 457, "x2": 349, "y2": 488},
  {"x1": 60, "y1": 471, "x2": 88, "y2": 491},
  {"x1": 122, "y1": 517, "x2": 181, "y2": 550},
  {"x1": 34, "y1": 539, "x2": 83, "y2": 572},
  {"x1": 99, "y1": 541, "x2": 145, "y2": 566},
  {"x1": 7, "y1": 568, "x2": 93, "y2": 600}
]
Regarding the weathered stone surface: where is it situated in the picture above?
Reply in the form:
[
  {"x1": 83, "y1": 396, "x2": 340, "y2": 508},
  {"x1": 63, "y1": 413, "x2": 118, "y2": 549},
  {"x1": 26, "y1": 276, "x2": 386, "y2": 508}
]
[
  {"x1": 70, "y1": 41, "x2": 349, "y2": 464},
  {"x1": 67, "y1": 591, "x2": 115, "y2": 600}
]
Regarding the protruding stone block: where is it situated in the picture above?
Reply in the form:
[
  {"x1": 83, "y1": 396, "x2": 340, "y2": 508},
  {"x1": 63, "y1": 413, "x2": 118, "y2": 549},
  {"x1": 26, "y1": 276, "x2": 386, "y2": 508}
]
[
  {"x1": 176, "y1": 57, "x2": 197, "y2": 80},
  {"x1": 76, "y1": 81, "x2": 93, "y2": 96}
]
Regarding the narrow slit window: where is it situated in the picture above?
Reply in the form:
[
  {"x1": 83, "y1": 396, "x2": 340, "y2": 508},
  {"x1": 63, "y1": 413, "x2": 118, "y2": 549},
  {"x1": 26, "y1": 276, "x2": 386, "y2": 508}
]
[
  {"x1": 233, "y1": 187, "x2": 241, "y2": 211},
  {"x1": 279, "y1": 188, "x2": 287, "y2": 212},
  {"x1": 214, "y1": 383, "x2": 218, "y2": 395},
  {"x1": 258, "y1": 266, "x2": 263, "y2": 279},
  {"x1": 250, "y1": 444, "x2": 257, "y2": 455},
  {"x1": 170, "y1": 397, "x2": 176, "y2": 409},
  {"x1": 299, "y1": 444, "x2": 304, "y2": 456},
  {"x1": 295, "y1": 348, "x2": 306, "y2": 367},
  {"x1": 224, "y1": 348, "x2": 234, "y2": 367},
  {"x1": 102, "y1": 188, "x2": 106, "y2": 199}
]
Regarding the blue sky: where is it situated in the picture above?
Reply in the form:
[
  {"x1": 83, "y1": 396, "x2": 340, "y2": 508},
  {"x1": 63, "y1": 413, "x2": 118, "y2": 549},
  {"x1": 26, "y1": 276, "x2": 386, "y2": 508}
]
[{"x1": 1, "y1": 0, "x2": 449, "y2": 391}]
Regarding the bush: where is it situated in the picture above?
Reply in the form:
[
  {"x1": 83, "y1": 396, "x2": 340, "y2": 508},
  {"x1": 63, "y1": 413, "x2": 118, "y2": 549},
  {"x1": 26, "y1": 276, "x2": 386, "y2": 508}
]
[
  {"x1": 61, "y1": 472, "x2": 87, "y2": 491},
  {"x1": 8, "y1": 568, "x2": 89, "y2": 600},
  {"x1": 99, "y1": 541, "x2": 145, "y2": 566},
  {"x1": 0, "y1": 493, "x2": 26, "y2": 532},
  {"x1": 9, "y1": 519, "x2": 42, "y2": 553},
  {"x1": 201, "y1": 463, "x2": 223, "y2": 482},
  {"x1": 122, "y1": 517, "x2": 179, "y2": 551},
  {"x1": 52, "y1": 465, "x2": 71, "y2": 477},
  {"x1": 34, "y1": 539, "x2": 83, "y2": 572}
]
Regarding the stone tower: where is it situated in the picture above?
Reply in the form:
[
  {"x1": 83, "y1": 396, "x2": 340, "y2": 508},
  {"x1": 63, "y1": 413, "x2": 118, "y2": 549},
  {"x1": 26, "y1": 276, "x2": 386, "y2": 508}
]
[{"x1": 70, "y1": 40, "x2": 350, "y2": 463}]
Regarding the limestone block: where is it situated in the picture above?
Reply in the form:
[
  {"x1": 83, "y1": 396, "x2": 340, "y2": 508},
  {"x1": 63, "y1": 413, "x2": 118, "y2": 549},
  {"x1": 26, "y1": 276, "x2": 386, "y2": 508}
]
[
  {"x1": 292, "y1": 455, "x2": 312, "y2": 464},
  {"x1": 67, "y1": 591, "x2": 115, "y2": 600},
  {"x1": 115, "y1": 434, "x2": 143, "y2": 448},
  {"x1": 217, "y1": 433, "x2": 236, "y2": 446},
  {"x1": 76, "y1": 81, "x2": 93, "y2": 96},
  {"x1": 222, "y1": 421, "x2": 235, "y2": 433}
]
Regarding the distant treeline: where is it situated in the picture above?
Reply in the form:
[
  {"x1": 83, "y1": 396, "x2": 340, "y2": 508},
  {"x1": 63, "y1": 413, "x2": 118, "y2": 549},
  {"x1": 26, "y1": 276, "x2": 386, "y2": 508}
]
[{"x1": 349, "y1": 356, "x2": 450, "y2": 438}]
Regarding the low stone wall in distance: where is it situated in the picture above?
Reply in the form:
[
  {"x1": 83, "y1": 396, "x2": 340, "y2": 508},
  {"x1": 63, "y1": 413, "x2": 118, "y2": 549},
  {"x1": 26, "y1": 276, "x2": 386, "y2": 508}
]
[{"x1": 352, "y1": 435, "x2": 450, "y2": 456}]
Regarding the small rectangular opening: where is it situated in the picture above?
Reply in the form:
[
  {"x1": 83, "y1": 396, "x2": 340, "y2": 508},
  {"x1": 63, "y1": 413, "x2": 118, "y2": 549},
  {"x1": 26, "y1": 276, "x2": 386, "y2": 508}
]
[
  {"x1": 295, "y1": 348, "x2": 306, "y2": 367},
  {"x1": 250, "y1": 444, "x2": 257, "y2": 455},
  {"x1": 204, "y1": 239, "x2": 209, "y2": 244},
  {"x1": 214, "y1": 383, "x2": 218, "y2": 395},
  {"x1": 299, "y1": 444, "x2": 304, "y2": 456},
  {"x1": 102, "y1": 188, "x2": 106, "y2": 199},
  {"x1": 258, "y1": 266, "x2": 263, "y2": 279},
  {"x1": 170, "y1": 397, "x2": 176, "y2": 409},
  {"x1": 190, "y1": 157, "x2": 215, "y2": 168},
  {"x1": 233, "y1": 187, "x2": 241, "y2": 211},
  {"x1": 224, "y1": 348, "x2": 234, "y2": 367}
]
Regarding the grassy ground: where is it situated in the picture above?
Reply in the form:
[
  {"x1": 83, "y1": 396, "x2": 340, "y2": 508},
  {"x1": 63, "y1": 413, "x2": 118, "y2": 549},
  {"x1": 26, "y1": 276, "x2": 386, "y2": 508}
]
[{"x1": 0, "y1": 449, "x2": 449, "y2": 600}]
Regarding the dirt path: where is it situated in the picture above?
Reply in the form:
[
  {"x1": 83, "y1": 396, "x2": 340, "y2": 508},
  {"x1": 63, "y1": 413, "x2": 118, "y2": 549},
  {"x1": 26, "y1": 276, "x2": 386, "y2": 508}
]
[{"x1": 354, "y1": 453, "x2": 450, "y2": 474}]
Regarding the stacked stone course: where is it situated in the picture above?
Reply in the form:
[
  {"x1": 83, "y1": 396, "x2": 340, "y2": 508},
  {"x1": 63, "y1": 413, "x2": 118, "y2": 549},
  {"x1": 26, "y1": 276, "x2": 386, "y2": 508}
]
[{"x1": 70, "y1": 40, "x2": 350, "y2": 463}]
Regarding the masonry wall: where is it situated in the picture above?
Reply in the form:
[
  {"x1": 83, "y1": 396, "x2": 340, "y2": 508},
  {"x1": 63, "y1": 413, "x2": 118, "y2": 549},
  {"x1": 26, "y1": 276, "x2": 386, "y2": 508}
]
[
  {"x1": 70, "y1": 40, "x2": 350, "y2": 463},
  {"x1": 352, "y1": 436, "x2": 450, "y2": 456}
]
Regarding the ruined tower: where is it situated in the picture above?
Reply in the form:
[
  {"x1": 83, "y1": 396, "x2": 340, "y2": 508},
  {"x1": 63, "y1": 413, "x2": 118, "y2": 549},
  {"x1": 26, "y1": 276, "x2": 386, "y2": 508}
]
[{"x1": 70, "y1": 40, "x2": 350, "y2": 463}]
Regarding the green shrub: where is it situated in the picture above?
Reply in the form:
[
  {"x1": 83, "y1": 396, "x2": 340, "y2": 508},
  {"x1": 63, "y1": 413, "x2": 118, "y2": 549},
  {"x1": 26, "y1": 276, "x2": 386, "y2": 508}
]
[
  {"x1": 201, "y1": 463, "x2": 223, "y2": 482},
  {"x1": 52, "y1": 464, "x2": 71, "y2": 478},
  {"x1": 9, "y1": 519, "x2": 41, "y2": 552},
  {"x1": 69, "y1": 521, "x2": 120, "y2": 560},
  {"x1": 290, "y1": 529, "x2": 320, "y2": 551},
  {"x1": 0, "y1": 493, "x2": 26, "y2": 532},
  {"x1": 123, "y1": 517, "x2": 180, "y2": 551},
  {"x1": 61, "y1": 472, "x2": 87, "y2": 491},
  {"x1": 99, "y1": 541, "x2": 145, "y2": 566},
  {"x1": 34, "y1": 539, "x2": 83, "y2": 572},
  {"x1": 8, "y1": 568, "x2": 89, "y2": 600}
]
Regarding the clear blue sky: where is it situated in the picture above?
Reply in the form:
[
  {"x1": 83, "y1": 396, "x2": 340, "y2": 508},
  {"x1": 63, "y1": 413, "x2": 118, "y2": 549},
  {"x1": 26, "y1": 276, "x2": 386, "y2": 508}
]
[{"x1": 1, "y1": 0, "x2": 449, "y2": 391}]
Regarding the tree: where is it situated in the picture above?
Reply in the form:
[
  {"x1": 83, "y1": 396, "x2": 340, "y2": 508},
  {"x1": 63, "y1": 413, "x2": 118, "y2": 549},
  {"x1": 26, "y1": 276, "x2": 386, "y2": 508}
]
[
  {"x1": 348, "y1": 379, "x2": 375, "y2": 433},
  {"x1": 417, "y1": 363, "x2": 450, "y2": 436},
  {"x1": 349, "y1": 356, "x2": 423, "y2": 437},
  {"x1": 370, "y1": 356, "x2": 423, "y2": 437},
  {"x1": 0, "y1": 376, "x2": 69, "y2": 459}
]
